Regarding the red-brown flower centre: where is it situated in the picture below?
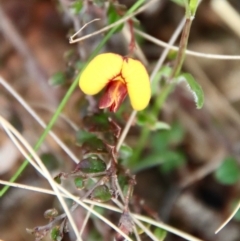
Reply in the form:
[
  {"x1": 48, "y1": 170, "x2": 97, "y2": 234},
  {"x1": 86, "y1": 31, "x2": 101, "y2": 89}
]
[{"x1": 99, "y1": 80, "x2": 127, "y2": 112}]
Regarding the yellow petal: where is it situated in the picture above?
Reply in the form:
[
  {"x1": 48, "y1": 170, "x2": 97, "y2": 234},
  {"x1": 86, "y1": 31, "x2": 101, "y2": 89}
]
[
  {"x1": 122, "y1": 58, "x2": 151, "y2": 110},
  {"x1": 79, "y1": 53, "x2": 123, "y2": 95}
]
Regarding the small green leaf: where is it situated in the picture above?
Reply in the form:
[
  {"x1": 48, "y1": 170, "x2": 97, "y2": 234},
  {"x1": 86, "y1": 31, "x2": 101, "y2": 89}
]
[
  {"x1": 76, "y1": 130, "x2": 96, "y2": 144},
  {"x1": 83, "y1": 114, "x2": 115, "y2": 133},
  {"x1": 75, "y1": 156, "x2": 106, "y2": 173},
  {"x1": 81, "y1": 137, "x2": 108, "y2": 154},
  {"x1": 44, "y1": 208, "x2": 58, "y2": 219},
  {"x1": 91, "y1": 185, "x2": 112, "y2": 202},
  {"x1": 137, "y1": 111, "x2": 156, "y2": 127},
  {"x1": 119, "y1": 144, "x2": 133, "y2": 159},
  {"x1": 132, "y1": 150, "x2": 185, "y2": 173},
  {"x1": 150, "y1": 121, "x2": 171, "y2": 131},
  {"x1": 154, "y1": 227, "x2": 167, "y2": 241},
  {"x1": 151, "y1": 66, "x2": 172, "y2": 95},
  {"x1": 214, "y1": 157, "x2": 240, "y2": 185},
  {"x1": 178, "y1": 73, "x2": 204, "y2": 109},
  {"x1": 51, "y1": 227, "x2": 62, "y2": 241},
  {"x1": 160, "y1": 151, "x2": 186, "y2": 174},
  {"x1": 74, "y1": 177, "x2": 84, "y2": 189},
  {"x1": 137, "y1": 111, "x2": 170, "y2": 131},
  {"x1": 54, "y1": 174, "x2": 62, "y2": 184},
  {"x1": 41, "y1": 153, "x2": 60, "y2": 171},
  {"x1": 131, "y1": 153, "x2": 165, "y2": 172},
  {"x1": 167, "y1": 49, "x2": 178, "y2": 61},
  {"x1": 151, "y1": 122, "x2": 184, "y2": 152},
  {"x1": 71, "y1": 1, "x2": 83, "y2": 14},
  {"x1": 77, "y1": 130, "x2": 108, "y2": 154},
  {"x1": 49, "y1": 72, "x2": 66, "y2": 86},
  {"x1": 102, "y1": 131, "x2": 117, "y2": 148}
]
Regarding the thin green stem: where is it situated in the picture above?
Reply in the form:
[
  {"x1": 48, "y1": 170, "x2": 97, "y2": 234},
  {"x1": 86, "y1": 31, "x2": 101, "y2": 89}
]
[
  {"x1": 170, "y1": 18, "x2": 192, "y2": 78},
  {"x1": 129, "y1": 83, "x2": 173, "y2": 166},
  {"x1": 0, "y1": 0, "x2": 146, "y2": 197},
  {"x1": 129, "y1": 13, "x2": 196, "y2": 167},
  {"x1": 129, "y1": 127, "x2": 149, "y2": 167}
]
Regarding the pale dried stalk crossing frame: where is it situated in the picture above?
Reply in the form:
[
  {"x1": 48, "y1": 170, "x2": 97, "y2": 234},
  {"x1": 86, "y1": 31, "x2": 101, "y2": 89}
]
[
  {"x1": 0, "y1": 116, "x2": 133, "y2": 241},
  {"x1": 69, "y1": 2, "x2": 240, "y2": 60},
  {"x1": 0, "y1": 116, "x2": 83, "y2": 241},
  {"x1": 69, "y1": 0, "x2": 159, "y2": 44},
  {"x1": 117, "y1": 16, "x2": 186, "y2": 151},
  {"x1": 2, "y1": 0, "x2": 240, "y2": 240},
  {"x1": 0, "y1": 106, "x2": 203, "y2": 240},
  {"x1": 0, "y1": 77, "x2": 80, "y2": 164},
  {"x1": 0, "y1": 179, "x2": 203, "y2": 241}
]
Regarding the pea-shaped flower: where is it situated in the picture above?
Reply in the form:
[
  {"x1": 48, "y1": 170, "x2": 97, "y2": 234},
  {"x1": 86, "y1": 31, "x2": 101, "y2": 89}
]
[{"x1": 79, "y1": 53, "x2": 151, "y2": 112}]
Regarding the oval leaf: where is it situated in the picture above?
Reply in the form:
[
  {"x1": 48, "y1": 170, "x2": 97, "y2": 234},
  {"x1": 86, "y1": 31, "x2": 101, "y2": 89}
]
[
  {"x1": 74, "y1": 177, "x2": 85, "y2": 190},
  {"x1": 91, "y1": 185, "x2": 112, "y2": 202},
  {"x1": 76, "y1": 130, "x2": 96, "y2": 144},
  {"x1": 44, "y1": 208, "x2": 58, "y2": 219},
  {"x1": 54, "y1": 174, "x2": 62, "y2": 184},
  {"x1": 214, "y1": 157, "x2": 240, "y2": 185},
  {"x1": 178, "y1": 73, "x2": 204, "y2": 109},
  {"x1": 51, "y1": 226, "x2": 62, "y2": 241},
  {"x1": 49, "y1": 72, "x2": 66, "y2": 86},
  {"x1": 81, "y1": 137, "x2": 108, "y2": 154},
  {"x1": 119, "y1": 144, "x2": 133, "y2": 159},
  {"x1": 154, "y1": 227, "x2": 167, "y2": 241},
  {"x1": 150, "y1": 121, "x2": 171, "y2": 131},
  {"x1": 75, "y1": 156, "x2": 106, "y2": 173}
]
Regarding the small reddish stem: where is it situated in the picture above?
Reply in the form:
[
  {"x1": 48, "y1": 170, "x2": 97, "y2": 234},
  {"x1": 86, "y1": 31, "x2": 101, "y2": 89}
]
[{"x1": 128, "y1": 19, "x2": 136, "y2": 54}]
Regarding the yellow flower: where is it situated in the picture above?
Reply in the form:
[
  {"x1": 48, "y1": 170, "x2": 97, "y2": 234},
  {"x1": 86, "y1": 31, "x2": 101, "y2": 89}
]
[{"x1": 79, "y1": 53, "x2": 151, "y2": 112}]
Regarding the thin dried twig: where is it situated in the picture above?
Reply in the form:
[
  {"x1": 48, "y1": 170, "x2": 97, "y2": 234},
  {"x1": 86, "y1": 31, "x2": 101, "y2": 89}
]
[
  {"x1": 69, "y1": 0, "x2": 158, "y2": 44},
  {"x1": 180, "y1": 145, "x2": 226, "y2": 189},
  {"x1": 79, "y1": 204, "x2": 94, "y2": 237},
  {"x1": 69, "y1": 18, "x2": 101, "y2": 43},
  {"x1": 0, "y1": 179, "x2": 204, "y2": 241},
  {"x1": 0, "y1": 180, "x2": 63, "y2": 196},
  {"x1": 134, "y1": 29, "x2": 240, "y2": 60},
  {"x1": 116, "y1": 17, "x2": 186, "y2": 152},
  {"x1": 122, "y1": 24, "x2": 148, "y2": 65},
  {"x1": 0, "y1": 76, "x2": 80, "y2": 164},
  {"x1": 132, "y1": 216, "x2": 160, "y2": 241},
  {"x1": 0, "y1": 119, "x2": 133, "y2": 240},
  {"x1": 215, "y1": 201, "x2": 240, "y2": 234},
  {"x1": 133, "y1": 225, "x2": 141, "y2": 241},
  {"x1": 0, "y1": 116, "x2": 83, "y2": 241},
  {"x1": 134, "y1": 214, "x2": 203, "y2": 241},
  {"x1": 30, "y1": 102, "x2": 79, "y2": 132},
  {"x1": 50, "y1": 186, "x2": 134, "y2": 240}
]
